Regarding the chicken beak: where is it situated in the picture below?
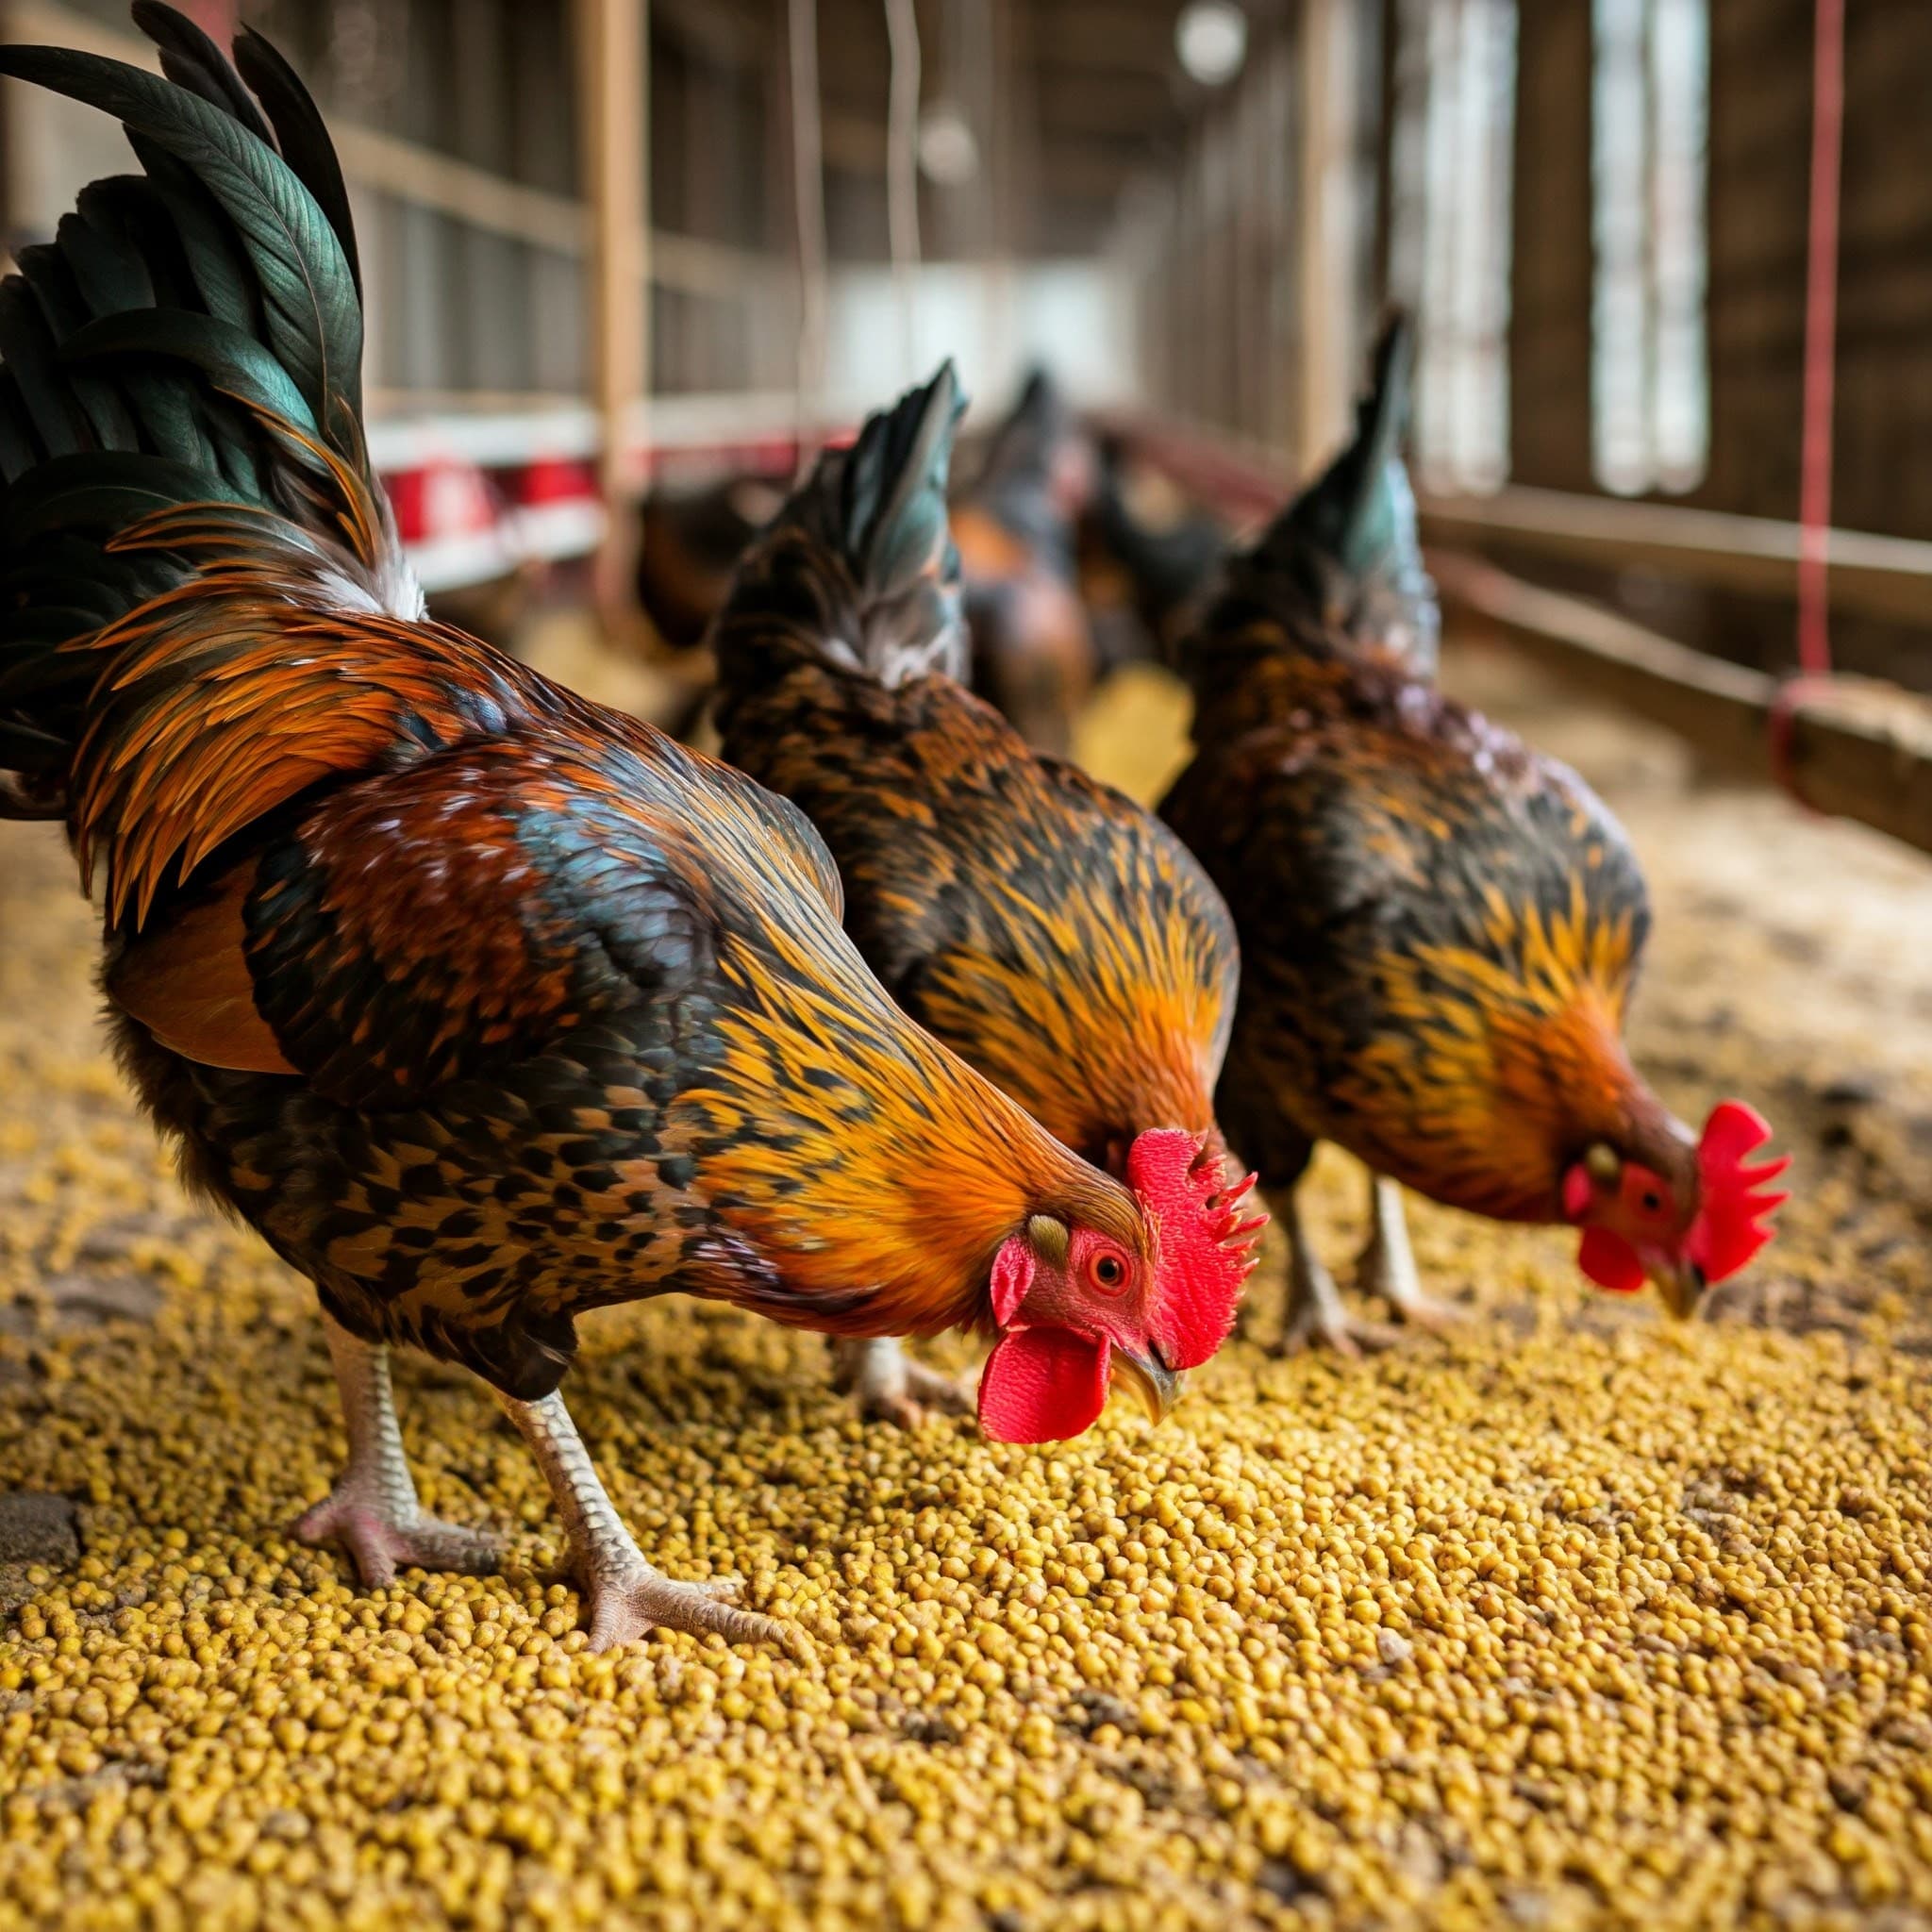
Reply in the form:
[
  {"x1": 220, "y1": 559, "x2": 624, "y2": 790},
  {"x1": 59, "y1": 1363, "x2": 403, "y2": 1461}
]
[
  {"x1": 1110, "y1": 1344, "x2": 1182, "y2": 1424},
  {"x1": 1646, "y1": 1255, "x2": 1707, "y2": 1320}
]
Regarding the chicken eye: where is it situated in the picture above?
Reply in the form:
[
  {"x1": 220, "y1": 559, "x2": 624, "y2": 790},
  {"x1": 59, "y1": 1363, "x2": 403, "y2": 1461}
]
[
  {"x1": 1641, "y1": 1189, "x2": 1663, "y2": 1214},
  {"x1": 1089, "y1": 1251, "x2": 1128, "y2": 1292}
]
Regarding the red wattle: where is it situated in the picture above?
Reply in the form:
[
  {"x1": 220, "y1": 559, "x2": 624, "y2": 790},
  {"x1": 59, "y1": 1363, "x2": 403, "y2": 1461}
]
[
  {"x1": 976, "y1": 1327, "x2": 1109, "y2": 1443},
  {"x1": 1577, "y1": 1226, "x2": 1645, "y2": 1294}
]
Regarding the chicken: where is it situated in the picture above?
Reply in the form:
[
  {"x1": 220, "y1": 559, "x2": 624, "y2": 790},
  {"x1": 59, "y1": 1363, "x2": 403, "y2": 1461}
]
[
  {"x1": 950, "y1": 369, "x2": 1097, "y2": 756},
  {"x1": 710, "y1": 364, "x2": 1258, "y2": 1422},
  {"x1": 1160, "y1": 321, "x2": 1786, "y2": 1352},
  {"x1": 636, "y1": 474, "x2": 783, "y2": 656},
  {"x1": 0, "y1": 5, "x2": 1258, "y2": 1647},
  {"x1": 630, "y1": 474, "x2": 784, "y2": 741},
  {"x1": 1078, "y1": 434, "x2": 1228, "y2": 674}
]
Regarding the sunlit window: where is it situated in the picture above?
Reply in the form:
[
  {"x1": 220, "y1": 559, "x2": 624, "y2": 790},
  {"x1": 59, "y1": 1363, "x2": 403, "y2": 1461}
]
[
  {"x1": 1391, "y1": 0, "x2": 1517, "y2": 495},
  {"x1": 1592, "y1": 0, "x2": 1709, "y2": 494}
]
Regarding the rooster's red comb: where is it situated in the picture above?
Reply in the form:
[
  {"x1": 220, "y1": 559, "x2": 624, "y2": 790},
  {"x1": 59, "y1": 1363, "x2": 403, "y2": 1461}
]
[
  {"x1": 1686, "y1": 1100, "x2": 1789, "y2": 1285},
  {"x1": 1127, "y1": 1129, "x2": 1265, "y2": 1371}
]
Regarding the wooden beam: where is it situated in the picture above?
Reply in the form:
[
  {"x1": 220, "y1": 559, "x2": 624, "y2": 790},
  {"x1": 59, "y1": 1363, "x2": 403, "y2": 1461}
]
[
  {"x1": 1432, "y1": 548, "x2": 1932, "y2": 858},
  {"x1": 1420, "y1": 484, "x2": 1932, "y2": 629},
  {"x1": 576, "y1": 0, "x2": 649, "y2": 622},
  {"x1": 7, "y1": 0, "x2": 771, "y2": 301}
]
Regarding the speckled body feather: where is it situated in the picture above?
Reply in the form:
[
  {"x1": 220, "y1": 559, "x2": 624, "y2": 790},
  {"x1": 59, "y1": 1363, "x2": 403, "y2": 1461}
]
[
  {"x1": 713, "y1": 368, "x2": 1241, "y2": 1176},
  {"x1": 1163, "y1": 633, "x2": 1654, "y2": 1223},
  {"x1": 1161, "y1": 322, "x2": 1665, "y2": 1228},
  {"x1": 0, "y1": 30, "x2": 1149, "y2": 1407},
  {"x1": 96, "y1": 558, "x2": 1129, "y2": 1397}
]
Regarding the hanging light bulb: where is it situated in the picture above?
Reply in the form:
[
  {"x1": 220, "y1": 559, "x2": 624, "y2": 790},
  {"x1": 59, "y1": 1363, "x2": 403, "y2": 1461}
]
[
  {"x1": 917, "y1": 100, "x2": 980, "y2": 187},
  {"x1": 1175, "y1": 1, "x2": 1248, "y2": 87}
]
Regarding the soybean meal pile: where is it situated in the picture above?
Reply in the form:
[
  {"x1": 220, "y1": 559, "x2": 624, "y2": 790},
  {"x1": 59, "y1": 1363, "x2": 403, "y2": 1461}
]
[{"x1": 2, "y1": 650, "x2": 1930, "y2": 1931}]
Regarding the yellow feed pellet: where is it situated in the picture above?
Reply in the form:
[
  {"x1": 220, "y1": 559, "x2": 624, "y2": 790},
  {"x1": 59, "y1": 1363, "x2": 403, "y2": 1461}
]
[{"x1": 1, "y1": 654, "x2": 1930, "y2": 1930}]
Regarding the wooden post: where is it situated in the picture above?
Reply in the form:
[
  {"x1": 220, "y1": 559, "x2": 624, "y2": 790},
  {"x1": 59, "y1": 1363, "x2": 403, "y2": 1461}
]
[
  {"x1": 576, "y1": 0, "x2": 650, "y2": 631},
  {"x1": 1295, "y1": 0, "x2": 1355, "y2": 475},
  {"x1": 1508, "y1": 4, "x2": 1594, "y2": 492}
]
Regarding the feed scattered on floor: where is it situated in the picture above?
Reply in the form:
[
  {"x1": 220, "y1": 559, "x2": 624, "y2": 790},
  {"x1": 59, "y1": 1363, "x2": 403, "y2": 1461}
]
[{"x1": 4, "y1": 652, "x2": 1931, "y2": 1930}]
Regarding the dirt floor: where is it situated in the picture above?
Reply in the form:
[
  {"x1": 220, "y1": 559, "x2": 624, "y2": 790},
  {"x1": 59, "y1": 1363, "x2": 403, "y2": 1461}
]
[{"x1": 1, "y1": 633, "x2": 1930, "y2": 1931}]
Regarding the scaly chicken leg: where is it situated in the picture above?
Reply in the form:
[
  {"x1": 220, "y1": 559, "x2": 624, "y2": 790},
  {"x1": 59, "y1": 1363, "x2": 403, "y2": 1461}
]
[
  {"x1": 829, "y1": 1338, "x2": 975, "y2": 1428},
  {"x1": 1357, "y1": 1175, "x2": 1462, "y2": 1331},
  {"x1": 1273, "y1": 1175, "x2": 1462, "y2": 1355},
  {"x1": 295, "y1": 1314, "x2": 500, "y2": 1585},
  {"x1": 1275, "y1": 1187, "x2": 1391, "y2": 1357},
  {"x1": 491, "y1": 1387, "x2": 785, "y2": 1652}
]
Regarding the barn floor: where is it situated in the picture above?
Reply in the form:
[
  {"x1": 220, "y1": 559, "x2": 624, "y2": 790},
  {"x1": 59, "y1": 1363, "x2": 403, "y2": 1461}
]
[{"x1": 2, "y1": 637, "x2": 1931, "y2": 1932}]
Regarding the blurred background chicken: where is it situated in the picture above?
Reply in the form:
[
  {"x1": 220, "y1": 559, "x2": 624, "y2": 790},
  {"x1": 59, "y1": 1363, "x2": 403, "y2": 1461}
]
[
  {"x1": 0, "y1": 5, "x2": 1259, "y2": 1647},
  {"x1": 1162, "y1": 322, "x2": 1786, "y2": 1353},
  {"x1": 949, "y1": 368, "x2": 1098, "y2": 756},
  {"x1": 710, "y1": 363, "x2": 1256, "y2": 1430},
  {"x1": 1079, "y1": 431, "x2": 1229, "y2": 675}
]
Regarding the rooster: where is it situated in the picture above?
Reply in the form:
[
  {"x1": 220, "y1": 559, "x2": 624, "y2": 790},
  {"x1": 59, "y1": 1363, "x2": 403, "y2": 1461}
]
[
  {"x1": 0, "y1": 5, "x2": 1257, "y2": 1647},
  {"x1": 1161, "y1": 321, "x2": 1785, "y2": 1352},
  {"x1": 950, "y1": 369, "x2": 1096, "y2": 756},
  {"x1": 711, "y1": 363, "x2": 1257, "y2": 1420}
]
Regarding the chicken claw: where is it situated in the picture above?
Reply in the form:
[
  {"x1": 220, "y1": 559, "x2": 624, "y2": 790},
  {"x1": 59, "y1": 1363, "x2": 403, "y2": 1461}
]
[
  {"x1": 829, "y1": 1337, "x2": 974, "y2": 1428},
  {"x1": 582, "y1": 1561, "x2": 791, "y2": 1655},
  {"x1": 493, "y1": 1385, "x2": 792, "y2": 1652},
  {"x1": 298, "y1": 1313, "x2": 499, "y2": 1588},
  {"x1": 294, "y1": 1490, "x2": 499, "y2": 1590}
]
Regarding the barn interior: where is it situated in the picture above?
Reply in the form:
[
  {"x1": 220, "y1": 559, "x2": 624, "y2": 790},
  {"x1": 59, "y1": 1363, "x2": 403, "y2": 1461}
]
[{"x1": 2, "y1": 2, "x2": 1931, "y2": 1928}]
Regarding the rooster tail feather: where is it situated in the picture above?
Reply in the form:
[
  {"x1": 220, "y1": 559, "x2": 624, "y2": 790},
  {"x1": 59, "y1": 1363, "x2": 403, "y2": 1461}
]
[
  {"x1": 0, "y1": 3, "x2": 411, "y2": 819},
  {"x1": 716, "y1": 363, "x2": 969, "y2": 695},
  {"x1": 1241, "y1": 312, "x2": 1440, "y2": 675},
  {"x1": 974, "y1": 366, "x2": 1065, "y2": 499},
  {"x1": 964, "y1": 365, "x2": 1078, "y2": 571}
]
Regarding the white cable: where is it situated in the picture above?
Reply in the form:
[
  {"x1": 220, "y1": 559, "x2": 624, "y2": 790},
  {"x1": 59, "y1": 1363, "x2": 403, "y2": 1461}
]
[
  {"x1": 884, "y1": 0, "x2": 923, "y2": 378},
  {"x1": 790, "y1": 0, "x2": 829, "y2": 479}
]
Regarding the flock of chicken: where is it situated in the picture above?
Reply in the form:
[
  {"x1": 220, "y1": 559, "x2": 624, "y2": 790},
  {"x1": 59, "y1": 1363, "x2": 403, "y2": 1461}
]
[{"x1": 0, "y1": 5, "x2": 1787, "y2": 1652}]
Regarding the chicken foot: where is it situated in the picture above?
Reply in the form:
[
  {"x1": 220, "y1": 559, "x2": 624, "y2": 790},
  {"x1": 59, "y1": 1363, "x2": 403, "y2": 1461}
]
[
  {"x1": 1274, "y1": 1188, "x2": 1396, "y2": 1357},
  {"x1": 1357, "y1": 1175, "x2": 1462, "y2": 1331},
  {"x1": 295, "y1": 1312, "x2": 500, "y2": 1586},
  {"x1": 829, "y1": 1337, "x2": 974, "y2": 1428},
  {"x1": 492, "y1": 1386, "x2": 789, "y2": 1652}
]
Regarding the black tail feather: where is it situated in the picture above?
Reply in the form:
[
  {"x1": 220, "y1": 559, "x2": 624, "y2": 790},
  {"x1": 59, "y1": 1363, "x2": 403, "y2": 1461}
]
[
  {"x1": 965, "y1": 365, "x2": 1077, "y2": 566},
  {"x1": 1236, "y1": 313, "x2": 1439, "y2": 675},
  {"x1": 132, "y1": 0, "x2": 276, "y2": 149},
  {"x1": 718, "y1": 363, "x2": 969, "y2": 692},
  {"x1": 0, "y1": 3, "x2": 404, "y2": 817},
  {"x1": 233, "y1": 26, "x2": 363, "y2": 302},
  {"x1": 0, "y1": 40, "x2": 365, "y2": 438}
]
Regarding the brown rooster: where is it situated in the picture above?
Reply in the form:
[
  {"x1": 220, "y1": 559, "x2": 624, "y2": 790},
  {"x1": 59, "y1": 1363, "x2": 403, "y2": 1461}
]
[
  {"x1": 711, "y1": 365, "x2": 1257, "y2": 1424},
  {"x1": 950, "y1": 369, "x2": 1097, "y2": 756},
  {"x1": 0, "y1": 6, "x2": 1257, "y2": 1647},
  {"x1": 1161, "y1": 321, "x2": 1785, "y2": 1352}
]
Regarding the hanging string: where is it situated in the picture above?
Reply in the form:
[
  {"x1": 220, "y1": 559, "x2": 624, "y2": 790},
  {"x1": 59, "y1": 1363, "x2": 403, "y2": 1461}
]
[
  {"x1": 1774, "y1": 0, "x2": 1844, "y2": 805},
  {"x1": 790, "y1": 0, "x2": 829, "y2": 481},
  {"x1": 884, "y1": 0, "x2": 924, "y2": 378}
]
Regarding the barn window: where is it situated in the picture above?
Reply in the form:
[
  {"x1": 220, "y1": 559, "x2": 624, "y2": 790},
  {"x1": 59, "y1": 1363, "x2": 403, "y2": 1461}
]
[
  {"x1": 1591, "y1": 0, "x2": 1710, "y2": 495},
  {"x1": 1391, "y1": 0, "x2": 1518, "y2": 495}
]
